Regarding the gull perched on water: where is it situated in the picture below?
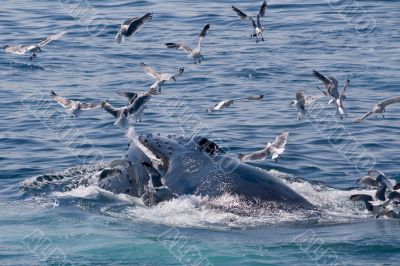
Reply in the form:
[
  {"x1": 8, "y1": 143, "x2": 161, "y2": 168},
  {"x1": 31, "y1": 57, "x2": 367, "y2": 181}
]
[
  {"x1": 101, "y1": 87, "x2": 158, "y2": 126},
  {"x1": 232, "y1": 0, "x2": 267, "y2": 43},
  {"x1": 139, "y1": 62, "x2": 184, "y2": 93},
  {"x1": 165, "y1": 24, "x2": 210, "y2": 64},
  {"x1": 207, "y1": 95, "x2": 264, "y2": 112},
  {"x1": 4, "y1": 30, "x2": 67, "y2": 60},
  {"x1": 312, "y1": 70, "x2": 350, "y2": 119},
  {"x1": 50, "y1": 90, "x2": 100, "y2": 118},
  {"x1": 354, "y1": 96, "x2": 400, "y2": 123},
  {"x1": 116, "y1": 13, "x2": 153, "y2": 44},
  {"x1": 239, "y1": 130, "x2": 289, "y2": 162},
  {"x1": 289, "y1": 90, "x2": 323, "y2": 120}
]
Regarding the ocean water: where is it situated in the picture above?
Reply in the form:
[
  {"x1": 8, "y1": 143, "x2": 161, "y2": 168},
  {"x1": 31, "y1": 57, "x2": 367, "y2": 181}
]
[{"x1": 1, "y1": 0, "x2": 400, "y2": 265}]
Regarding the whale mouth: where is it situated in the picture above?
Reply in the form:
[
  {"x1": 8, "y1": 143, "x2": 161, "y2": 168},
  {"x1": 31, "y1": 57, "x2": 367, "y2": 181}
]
[{"x1": 137, "y1": 134, "x2": 171, "y2": 169}]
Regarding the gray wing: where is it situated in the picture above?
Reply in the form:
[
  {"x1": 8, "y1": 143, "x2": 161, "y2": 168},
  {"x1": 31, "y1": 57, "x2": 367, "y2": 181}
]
[
  {"x1": 50, "y1": 90, "x2": 72, "y2": 108},
  {"x1": 122, "y1": 17, "x2": 139, "y2": 26},
  {"x1": 239, "y1": 150, "x2": 267, "y2": 162},
  {"x1": 38, "y1": 31, "x2": 67, "y2": 47},
  {"x1": 270, "y1": 130, "x2": 289, "y2": 150},
  {"x1": 127, "y1": 88, "x2": 157, "y2": 115},
  {"x1": 140, "y1": 62, "x2": 160, "y2": 79},
  {"x1": 165, "y1": 43, "x2": 193, "y2": 54},
  {"x1": 198, "y1": 24, "x2": 210, "y2": 45},
  {"x1": 172, "y1": 67, "x2": 184, "y2": 80},
  {"x1": 101, "y1": 101, "x2": 120, "y2": 118},
  {"x1": 126, "y1": 13, "x2": 153, "y2": 36},
  {"x1": 81, "y1": 102, "x2": 100, "y2": 110},
  {"x1": 296, "y1": 90, "x2": 306, "y2": 109},
  {"x1": 258, "y1": 0, "x2": 267, "y2": 17},
  {"x1": 117, "y1": 91, "x2": 138, "y2": 104},
  {"x1": 232, "y1": 6, "x2": 250, "y2": 20},
  {"x1": 378, "y1": 96, "x2": 400, "y2": 107},
  {"x1": 354, "y1": 111, "x2": 373, "y2": 123},
  {"x1": 349, "y1": 194, "x2": 373, "y2": 211},
  {"x1": 313, "y1": 70, "x2": 339, "y2": 96}
]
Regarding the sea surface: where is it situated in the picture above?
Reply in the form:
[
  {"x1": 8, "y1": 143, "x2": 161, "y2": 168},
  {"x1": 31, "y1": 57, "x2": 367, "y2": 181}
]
[{"x1": 1, "y1": 0, "x2": 400, "y2": 265}]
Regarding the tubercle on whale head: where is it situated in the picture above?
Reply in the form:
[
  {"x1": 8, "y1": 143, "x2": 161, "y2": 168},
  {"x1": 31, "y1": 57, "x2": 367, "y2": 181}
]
[{"x1": 138, "y1": 134, "x2": 180, "y2": 166}]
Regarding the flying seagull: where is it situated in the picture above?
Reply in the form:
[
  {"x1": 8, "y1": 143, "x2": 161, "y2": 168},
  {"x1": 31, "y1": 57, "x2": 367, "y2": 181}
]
[
  {"x1": 239, "y1": 130, "x2": 289, "y2": 162},
  {"x1": 50, "y1": 90, "x2": 99, "y2": 118},
  {"x1": 116, "y1": 13, "x2": 153, "y2": 44},
  {"x1": 139, "y1": 62, "x2": 184, "y2": 93},
  {"x1": 232, "y1": 0, "x2": 267, "y2": 42},
  {"x1": 290, "y1": 90, "x2": 323, "y2": 120},
  {"x1": 101, "y1": 87, "x2": 158, "y2": 126},
  {"x1": 354, "y1": 96, "x2": 400, "y2": 123},
  {"x1": 4, "y1": 30, "x2": 67, "y2": 60},
  {"x1": 207, "y1": 95, "x2": 264, "y2": 112},
  {"x1": 313, "y1": 70, "x2": 350, "y2": 119},
  {"x1": 165, "y1": 24, "x2": 210, "y2": 64}
]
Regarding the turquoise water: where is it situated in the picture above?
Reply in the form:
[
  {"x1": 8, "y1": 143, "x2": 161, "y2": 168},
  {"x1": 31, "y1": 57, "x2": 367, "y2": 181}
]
[{"x1": 1, "y1": 0, "x2": 400, "y2": 265}]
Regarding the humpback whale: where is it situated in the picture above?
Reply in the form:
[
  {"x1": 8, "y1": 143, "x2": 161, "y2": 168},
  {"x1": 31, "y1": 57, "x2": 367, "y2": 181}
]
[{"x1": 97, "y1": 133, "x2": 315, "y2": 212}]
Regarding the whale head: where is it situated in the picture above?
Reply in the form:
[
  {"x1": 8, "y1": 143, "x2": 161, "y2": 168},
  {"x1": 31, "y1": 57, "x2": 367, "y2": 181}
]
[{"x1": 138, "y1": 134, "x2": 224, "y2": 166}]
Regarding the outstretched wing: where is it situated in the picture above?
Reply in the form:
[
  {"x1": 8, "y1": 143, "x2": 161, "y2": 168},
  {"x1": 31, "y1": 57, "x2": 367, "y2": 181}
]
[
  {"x1": 232, "y1": 6, "x2": 250, "y2": 20},
  {"x1": 140, "y1": 62, "x2": 161, "y2": 79},
  {"x1": 312, "y1": 70, "x2": 332, "y2": 87},
  {"x1": 258, "y1": 0, "x2": 268, "y2": 17},
  {"x1": 353, "y1": 111, "x2": 373, "y2": 123},
  {"x1": 38, "y1": 30, "x2": 67, "y2": 47},
  {"x1": 50, "y1": 90, "x2": 72, "y2": 108},
  {"x1": 101, "y1": 101, "x2": 120, "y2": 118},
  {"x1": 270, "y1": 130, "x2": 289, "y2": 150},
  {"x1": 126, "y1": 13, "x2": 153, "y2": 36},
  {"x1": 165, "y1": 43, "x2": 193, "y2": 54},
  {"x1": 198, "y1": 24, "x2": 210, "y2": 46},
  {"x1": 81, "y1": 102, "x2": 100, "y2": 110},
  {"x1": 378, "y1": 96, "x2": 400, "y2": 107},
  {"x1": 296, "y1": 90, "x2": 306, "y2": 107},
  {"x1": 117, "y1": 91, "x2": 138, "y2": 103}
]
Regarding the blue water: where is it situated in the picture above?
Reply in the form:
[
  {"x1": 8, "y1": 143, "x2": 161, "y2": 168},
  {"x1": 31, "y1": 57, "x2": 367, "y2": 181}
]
[{"x1": 1, "y1": 0, "x2": 400, "y2": 265}]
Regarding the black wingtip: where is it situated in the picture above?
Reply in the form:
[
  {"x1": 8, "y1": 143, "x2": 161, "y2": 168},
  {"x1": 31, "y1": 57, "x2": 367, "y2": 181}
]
[{"x1": 50, "y1": 90, "x2": 56, "y2": 96}]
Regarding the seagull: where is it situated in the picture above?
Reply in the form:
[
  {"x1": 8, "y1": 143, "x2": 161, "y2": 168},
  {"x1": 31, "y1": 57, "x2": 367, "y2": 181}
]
[
  {"x1": 50, "y1": 90, "x2": 100, "y2": 118},
  {"x1": 101, "y1": 87, "x2": 158, "y2": 126},
  {"x1": 232, "y1": 0, "x2": 267, "y2": 43},
  {"x1": 289, "y1": 90, "x2": 323, "y2": 120},
  {"x1": 207, "y1": 95, "x2": 264, "y2": 112},
  {"x1": 313, "y1": 70, "x2": 350, "y2": 119},
  {"x1": 116, "y1": 13, "x2": 153, "y2": 44},
  {"x1": 4, "y1": 30, "x2": 67, "y2": 60},
  {"x1": 354, "y1": 96, "x2": 400, "y2": 123},
  {"x1": 139, "y1": 62, "x2": 184, "y2": 93},
  {"x1": 239, "y1": 130, "x2": 289, "y2": 162},
  {"x1": 165, "y1": 24, "x2": 210, "y2": 64}
]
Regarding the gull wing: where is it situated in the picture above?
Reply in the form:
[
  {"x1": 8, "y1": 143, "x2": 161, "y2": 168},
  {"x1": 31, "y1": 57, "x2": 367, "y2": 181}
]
[
  {"x1": 38, "y1": 31, "x2": 67, "y2": 47},
  {"x1": 165, "y1": 43, "x2": 193, "y2": 54},
  {"x1": 101, "y1": 101, "x2": 120, "y2": 118},
  {"x1": 296, "y1": 90, "x2": 306, "y2": 107},
  {"x1": 81, "y1": 102, "x2": 100, "y2": 110},
  {"x1": 126, "y1": 13, "x2": 153, "y2": 36},
  {"x1": 269, "y1": 130, "x2": 289, "y2": 150},
  {"x1": 354, "y1": 111, "x2": 373, "y2": 123},
  {"x1": 378, "y1": 96, "x2": 400, "y2": 107},
  {"x1": 127, "y1": 87, "x2": 158, "y2": 115},
  {"x1": 258, "y1": 0, "x2": 268, "y2": 17},
  {"x1": 239, "y1": 150, "x2": 267, "y2": 162},
  {"x1": 50, "y1": 90, "x2": 72, "y2": 108},
  {"x1": 313, "y1": 70, "x2": 331, "y2": 86},
  {"x1": 140, "y1": 62, "x2": 161, "y2": 79},
  {"x1": 232, "y1": 6, "x2": 250, "y2": 20},
  {"x1": 198, "y1": 24, "x2": 210, "y2": 46},
  {"x1": 117, "y1": 91, "x2": 138, "y2": 103}
]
